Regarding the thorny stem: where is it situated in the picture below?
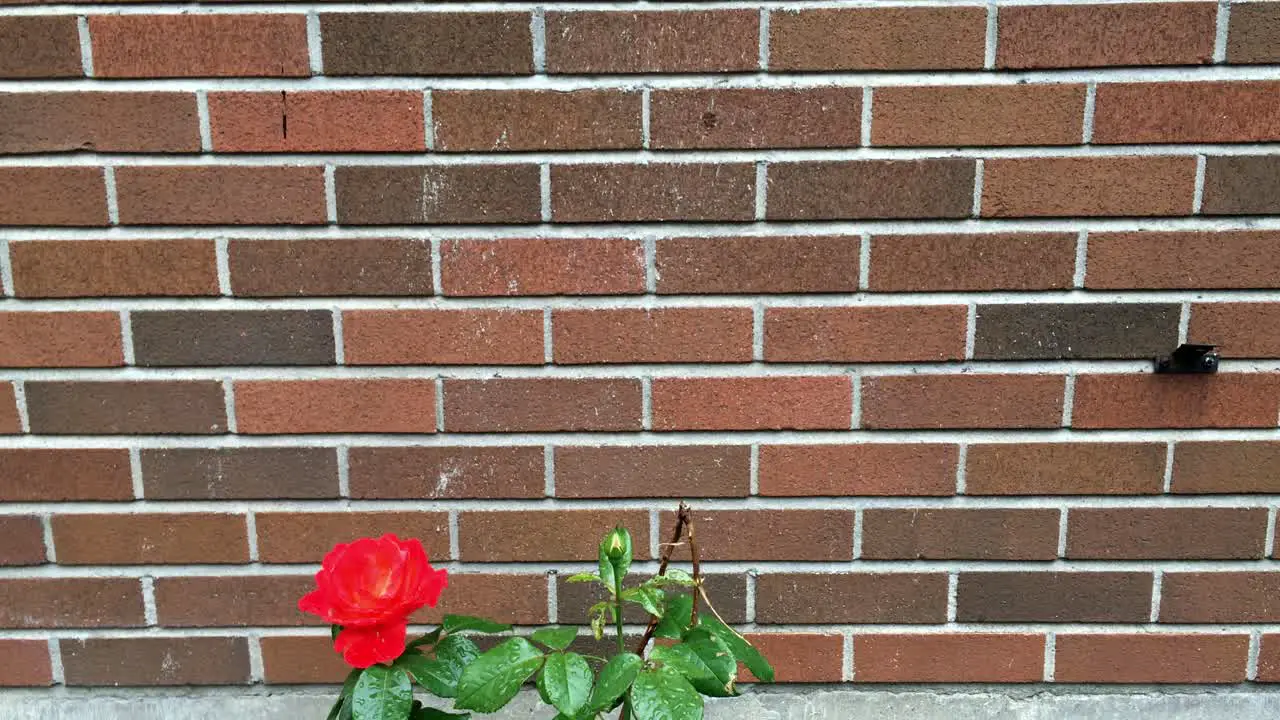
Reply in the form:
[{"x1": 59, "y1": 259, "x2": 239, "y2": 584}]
[
  {"x1": 633, "y1": 502, "x2": 711, "y2": 656},
  {"x1": 614, "y1": 563, "x2": 626, "y2": 656},
  {"x1": 687, "y1": 516, "x2": 701, "y2": 628}
]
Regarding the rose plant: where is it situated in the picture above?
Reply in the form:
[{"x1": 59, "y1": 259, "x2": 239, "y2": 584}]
[{"x1": 300, "y1": 504, "x2": 772, "y2": 720}]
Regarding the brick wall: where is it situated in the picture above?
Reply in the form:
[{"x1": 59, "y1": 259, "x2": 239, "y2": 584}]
[{"x1": 1, "y1": 0, "x2": 1280, "y2": 692}]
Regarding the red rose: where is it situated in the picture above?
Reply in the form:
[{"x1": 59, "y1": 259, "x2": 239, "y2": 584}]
[{"x1": 298, "y1": 534, "x2": 448, "y2": 668}]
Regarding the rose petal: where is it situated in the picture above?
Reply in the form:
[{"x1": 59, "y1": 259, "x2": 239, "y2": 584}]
[{"x1": 334, "y1": 621, "x2": 408, "y2": 668}]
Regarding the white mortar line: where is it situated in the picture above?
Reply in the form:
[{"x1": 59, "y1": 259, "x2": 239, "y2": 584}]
[
  {"x1": 945, "y1": 572, "x2": 959, "y2": 622},
  {"x1": 0, "y1": 239, "x2": 12, "y2": 297},
  {"x1": 858, "y1": 233, "x2": 871, "y2": 290},
  {"x1": 849, "y1": 374, "x2": 862, "y2": 429},
  {"x1": 970, "y1": 158, "x2": 984, "y2": 217},
  {"x1": 1248, "y1": 631, "x2": 1263, "y2": 681},
  {"x1": 546, "y1": 571, "x2": 558, "y2": 623},
  {"x1": 196, "y1": 91, "x2": 213, "y2": 152},
  {"x1": 544, "y1": 445, "x2": 555, "y2": 497},
  {"x1": 244, "y1": 512, "x2": 259, "y2": 562},
  {"x1": 748, "y1": 443, "x2": 760, "y2": 496},
  {"x1": 221, "y1": 380, "x2": 237, "y2": 434},
  {"x1": 117, "y1": 310, "x2": 135, "y2": 365},
  {"x1": 306, "y1": 12, "x2": 323, "y2": 75},
  {"x1": 983, "y1": 3, "x2": 998, "y2": 69},
  {"x1": 447, "y1": 510, "x2": 460, "y2": 561},
  {"x1": 1073, "y1": 230, "x2": 1088, "y2": 288},
  {"x1": 955, "y1": 444, "x2": 968, "y2": 495},
  {"x1": 434, "y1": 377, "x2": 445, "y2": 432},
  {"x1": 102, "y1": 166, "x2": 119, "y2": 225},
  {"x1": 141, "y1": 576, "x2": 158, "y2": 626},
  {"x1": 331, "y1": 310, "x2": 344, "y2": 364},
  {"x1": 540, "y1": 163, "x2": 552, "y2": 223},
  {"x1": 13, "y1": 381, "x2": 30, "y2": 433},
  {"x1": 964, "y1": 303, "x2": 977, "y2": 359},
  {"x1": 215, "y1": 238, "x2": 232, "y2": 296},
  {"x1": 1178, "y1": 302, "x2": 1192, "y2": 345},
  {"x1": 754, "y1": 161, "x2": 768, "y2": 220},
  {"x1": 46, "y1": 638, "x2": 64, "y2": 685},
  {"x1": 531, "y1": 7, "x2": 547, "y2": 74},
  {"x1": 41, "y1": 513, "x2": 56, "y2": 563},
  {"x1": 323, "y1": 165, "x2": 337, "y2": 225},
  {"x1": 542, "y1": 308, "x2": 553, "y2": 364},
  {"x1": 1081, "y1": 83, "x2": 1096, "y2": 144},
  {"x1": 129, "y1": 447, "x2": 144, "y2": 499},
  {"x1": 247, "y1": 632, "x2": 265, "y2": 684},
  {"x1": 851, "y1": 508, "x2": 863, "y2": 559},
  {"x1": 752, "y1": 304, "x2": 765, "y2": 362},
  {"x1": 1061, "y1": 373, "x2": 1076, "y2": 428},
  {"x1": 640, "y1": 88, "x2": 651, "y2": 150},
  {"x1": 1214, "y1": 1, "x2": 1232, "y2": 64},
  {"x1": 336, "y1": 446, "x2": 350, "y2": 500},
  {"x1": 841, "y1": 632, "x2": 854, "y2": 682},
  {"x1": 860, "y1": 88, "x2": 873, "y2": 147},
  {"x1": 422, "y1": 90, "x2": 435, "y2": 151},
  {"x1": 648, "y1": 509, "x2": 660, "y2": 559},
  {"x1": 758, "y1": 8, "x2": 770, "y2": 70},
  {"x1": 1266, "y1": 508, "x2": 1278, "y2": 558},
  {"x1": 643, "y1": 235, "x2": 657, "y2": 293},
  {"x1": 1057, "y1": 508, "x2": 1069, "y2": 558},
  {"x1": 1043, "y1": 633, "x2": 1056, "y2": 682},
  {"x1": 745, "y1": 570, "x2": 757, "y2": 623},
  {"x1": 429, "y1": 237, "x2": 445, "y2": 296},
  {"x1": 1149, "y1": 570, "x2": 1163, "y2": 622},
  {"x1": 1163, "y1": 441, "x2": 1176, "y2": 494},
  {"x1": 1192, "y1": 154, "x2": 1207, "y2": 214},
  {"x1": 76, "y1": 16, "x2": 93, "y2": 77},
  {"x1": 641, "y1": 376, "x2": 653, "y2": 431}
]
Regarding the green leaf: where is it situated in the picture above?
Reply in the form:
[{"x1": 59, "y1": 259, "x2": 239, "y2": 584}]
[
  {"x1": 325, "y1": 696, "x2": 345, "y2": 720},
  {"x1": 442, "y1": 615, "x2": 512, "y2": 635},
  {"x1": 697, "y1": 613, "x2": 773, "y2": 683},
  {"x1": 531, "y1": 626, "x2": 579, "y2": 651},
  {"x1": 332, "y1": 625, "x2": 343, "y2": 642},
  {"x1": 398, "y1": 635, "x2": 480, "y2": 699},
  {"x1": 653, "y1": 594, "x2": 694, "y2": 640},
  {"x1": 590, "y1": 607, "x2": 607, "y2": 641},
  {"x1": 565, "y1": 573, "x2": 601, "y2": 584},
  {"x1": 667, "y1": 629, "x2": 737, "y2": 697},
  {"x1": 621, "y1": 587, "x2": 665, "y2": 618},
  {"x1": 645, "y1": 569, "x2": 696, "y2": 588},
  {"x1": 406, "y1": 628, "x2": 443, "y2": 651},
  {"x1": 410, "y1": 706, "x2": 471, "y2": 720},
  {"x1": 327, "y1": 667, "x2": 362, "y2": 719},
  {"x1": 352, "y1": 665, "x2": 413, "y2": 720},
  {"x1": 538, "y1": 652, "x2": 593, "y2": 717},
  {"x1": 629, "y1": 667, "x2": 702, "y2": 720},
  {"x1": 588, "y1": 652, "x2": 642, "y2": 712},
  {"x1": 455, "y1": 637, "x2": 545, "y2": 713}
]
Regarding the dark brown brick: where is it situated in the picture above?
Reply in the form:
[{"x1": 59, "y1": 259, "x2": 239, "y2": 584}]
[
  {"x1": 10, "y1": 239, "x2": 218, "y2": 298},
  {"x1": 756, "y1": 573, "x2": 947, "y2": 624},
  {"x1": 0, "y1": 312, "x2": 123, "y2": 367},
  {"x1": 344, "y1": 309, "x2": 542, "y2": 365},
  {"x1": 441, "y1": 238, "x2": 644, "y2": 297},
  {"x1": 1162, "y1": 572, "x2": 1280, "y2": 623},
  {"x1": 1261, "y1": 635, "x2": 1280, "y2": 682},
  {"x1": 131, "y1": 310, "x2": 334, "y2": 366},
  {"x1": 1191, "y1": 303, "x2": 1280, "y2": 358},
  {"x1": 1203, "y1": 156, "x2": 1280, "y2": 215},
  {"x1": 25, "y1": 381, "x2": 226, "y2": 435},
  {"x1": 434, "y1": 90, "x2": 641, "y2": 151},
  {"x1": 956, "y1": 572, "x2": 1153, "y2": 623},
  {"x1": 553, "y1": 308, "x2": 753, "y2": 364},
  {"x1": 90, "y1": 14, "x2": 308, "y2": 77},
  {"x1": 651, "y1": 88, "x2": 862, "y2": 149},
  {"x1": 62, "y1": 637, "x2": 250, "y2": 686},
  {"x1": 965, "y1": 443, "x2": 1166, "y2": 496},
  {"x1": 53, "y1": 513, "x2": 248, "y2": 565},
  {"x1": 1067, "y1": 508, "x2": 1267, "y2": 560},
  {"x1": 1087, "y1": 231, "x2": 1280, "y2": 289},
  {"x1": 141, "y1": 448, "x2": 339, "y2": 500},
  {"x1": 234, "y1": 379, "x2": 436, "y2": 434},
  {"x1": 0, "y1": 92, "x2": 198, "y2": 153},
  {"x1": 0, "y1": 383, "x2": 17, "y2": 435},
  {"x1": 0, "y1": 516, "x2": 45, "y2": 566},
  {"x1": 868, "y1": 233, "x2": 1077, "y2": 292},
  {"x1": 348, "y1": 446, "x2": 544, "y2": 499},
  {"x1": 997, "y1": 2, "x2": 1216, "y2": 68},
  {"x1": 0, "y1": 167, "x2": 107, "y2": 226},
  {"x1": 551, "y1": 163, "x2": 755, "y2": 222},
  {"x1": 260, "y1": 635, "x2": 348, "y2": 684},
  {"x1": 0, "y1": 16, "x2": 82, "y2": 78},
  {"x1": 1072, "y1": 374, "x2": 1280, "y2": 429},
  {"x1": 1228, "y1": 3, "x2": 1280, "y2": 64},
  {"x1": 0, "y1": 578, "x2": 144, "y2": 628},
  {"x1": 855, "y1": 634, "x2": 1046, "y2": 683},
  {"x1": 546, "y1": 10, "x2": 757, "y2": 73},
  {"x1": 1095, "y1": 82, "x2": 1280, "y2": 144},
  {"x1": 1173, "y1": 442, "x2": 1280, "y2": 494},
  {"x1": 661, "y1": 509, "x2": 854, "y2": 562},
  {"x1": 1054, "y1": 635, "x2": 1248, "y2": 684},
  {"x1": 336, "y1": 165, "x2": 540, "y2": 224},
  {"x1": 767, "y1": 160, "x2": 975, "y2": 220},
  {"x1": 770, "y1": 7, "x2": 986, "y2": 71},
  {"x1": 652, "y1": 377, "x2": 852, "y2": 431},
  {"x1": 155, "y1": 575, "x2": 315, "y2": 627},
  {"x1": 0, "y1": 641, "x2": 52, "y2": 687},
  {"x1": 554, "y1": 445, "x2": 750, "y2": 498},
  {"x1": 765, "y1": 306, "x2": 967, "y2": 362},
  {"x1": 209, "y1": 91, "x2": 424, "y2": 153},
  {"x1": 872, "y1": 85, "x2": 1086, "y2": 147},
  {"x1": 115, "y1": 166, "x2": 326, "y2": 225},
  {"x1": 444, "y1": 379, "x2": 642, "y2": 432},
  {"x1": 655, "y1": 236, "x2": 862, "y2": 294},
  {"x1": 559, "y1": 573, "x2": 746, "y2": 626},
  {"x1": 459, "y1": 509, "x2": 651, "y2": 562},
  {"x1": 255, "y1": 511, "x2": 450, "y2": 564},
  {"x1": 862, "y1": 375, "x2": 1065, "y2": 430},
  {"x1": 981, "y1": 156, "x2": 1196, "y2": 217},
  {"x1": 229, "y1": 238, "x2": 434, "y2": 297},
  {"x1": 322, "y1": 12, "x2": 532, "y2": 75},
  {"x1": 0, "y1": 449, "x2": 133, "y2": 501},
  {"x1": 862, "y1": 509, "x2": 1060, "y2": 561},
  {"x1": 758, "y1": 444, "x2": 957, "y2": 497},
  {"x1": 973, "y1": 303, "x2": 1180, "y2": 360}
]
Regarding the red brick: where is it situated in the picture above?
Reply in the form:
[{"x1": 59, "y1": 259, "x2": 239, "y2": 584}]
[
  {"x1": 741, "y1": 633, "x2": 844, "y2": 683},
  {"x1": 868, "y1": 233, "x2": 1076, "y2": 292},
  {"x1": 957, "y1": 572, "x2": 1154, "y2": 623},
  {"x1": 0, "y1": 312, "x2": 122, "y2": 367},
  {"x1": 52, "y1": 513, "x2": 248, "y2": 565},
  {"x1": 1054, "y1": 634, "x2": 1248, "y2": 684},
  {"x1": 551, "y1": 163, "x2": 756, "y2": 222},
  {"x1": 115, "y1": 166, "x2": 326, "y2": 225},
  {"x1": 0, "y1": 167, "x2": 107, "y2": 226},
  {"x1": 1190, "y1": 303, "x2": 1280, "y2": 357},
  {"x1": 770, "y1": 7, "x2": 986, "y2": 71},
  {"x1": 965, "y1": 443, "x2": 1166, "y2": 495},
  {"x1": 25, "y1": 381, "x2": 227, "y2": 435},
  {"x1": 1173, "y1": 442, "x2": 1280, "y2": 494},
  {"x1": 1095, "y1": 82, "x2": 1280, "y2": 144},
  {"x1": 0, "y1": 578, "x2": 143, "y2": 628},
  {"x1": 1087, "y1": 231, "x2": 1280, "y2": 289},
  {"x1": 10, "y1": 239, "x2": 218, "y2": 298},
  {"x1": 459, "y1": 509, "x2": 650, "y2": 562},
  {"x1": 997, "y1": 2, "x2": 1216, "y2": 69},
  {"x1": 349, "y1": 446, "x2": 545, "y2": 499},
  {"x1": 1068, "y1": 508, "x2": 1268, "y2": 560},
  {"x1": 546, "y1": 11, "x2": 758, "y2": 73},
  {"x1": 261, "y1": 635, "x2": 348, "y2": 684},
  {"x1": 0, "y1": 383, "x2": 19, "y2": 435},
  {"x1": 235, "y1": 379, "x2": 437, "y2": 434},
  {"x1": 1072, "y1": 373, "x2": 1280, "y2": 429},
  {"x1": 441, "y1": 238, "x2": 644, "y2": 296},
  {"x1": 0, "y1": 449, "x2": 133, "y2": 501},
  {"x1": 229, "y1": 238, "x2": 433, "y2": 297},
  {"x1": 553, "y1": 308, "x2": 752, "y2": 364},
  {"x1": 764, "y1": 306, "x2": 967, "y2": 362},
  {"x1": 650, "y1": 88, "x2": 862, "y2": 149},
  {"x1": 554, "y1": 445, "x2": 750, "y2": 498},
  {"x1": 0, "y1": 92, "x2": 198, "y2": 153},
  {"x1": 0, "y1": 16, "x2": 82, "y2": 78},
  {"x1": 655, "y1": 236, "x2": 862, "y2": 294},
  {"x1": 444, "y1": 378, "x2": 642, "y2": 432},
  {"x1": 768, "y1": 160, "x2": 975, "y2": 220},
  {"x1": 756, "y1": 573, "x2": 947, "y2": 624},
  {"x1": 0, "y1": 516, "x2": 45, "y2": 566},
  {"x1": 855, "y1": 634, "x2": 1044, "y2": 683},
  {"x1": 758, "y1": 444, "x2": 958, "y2": 497},
  {"x1": 255, "y1": 511, "x2": 450, "y2": 564},
  {"x1": 652, "y1": 377, "x2": 852, "y2": 431},
  {"x1": 1162, "y1": 572, "x2": 1280, "y2": 623},
  {"x1": 862, "y1": 375, "x2": 1065, "y2": 429},
  {"x1": 209, "y1": 91, "x2": 424, "y2": 152},
  {"x1": 90, "y1": 14, "x2": 309, "y2": 77},
  {"x1": 321, "y1": 12, "x2": 532, "y2": 76},
  {"x1": 0, "y1": 640, "x2": 52, "y2": 687},
  {"x1": 661, "y1": 509, "x2": 853, "y2": 561},
  {"x1": 1259, "y1": 635, "x2": 1280, "y2": 682},
  {"x1": 863, "y1": 509, "x2": 1060, "y2": 561},
  {"x1": 873, "y1": 85, "x2": 1086, "y2": 147},
  {"x1": 1229, "y1": 3, "x2": 1280, "y2": 64},
  {"x1": 343, "y1": 309, "x2": 543, "y2": 365},
  {"x1": 336, "y1": 165, "x2": 540, "y2": 225},
  {"x1": 62, "y1": 637, "x2": 251, "y2": 686},
  {"x1": 434, "y1": 90, "x2": 641, "y2": 151},
  {"x1": 981, "y1": 157, "x2": 1196, "y2": 217}
]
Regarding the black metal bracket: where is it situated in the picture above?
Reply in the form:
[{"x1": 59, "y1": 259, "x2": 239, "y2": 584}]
[{"x1": 1155, "y1": 344, "x2": 1219, "y2": 374}]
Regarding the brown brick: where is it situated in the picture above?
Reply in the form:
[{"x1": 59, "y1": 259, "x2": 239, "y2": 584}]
[
  {"x1": 559, "y1": 573, "x2": 746, "y2": 626},
  {"x1": 62, "y1": 637, "x2": 251, "y2": 686},
  {"x1": 0, "y1": 383, "x2": 18, "y2": 435},
  {"x1": 459, "y1": 509, "x2": 650, "y2": 562},
  {"x1": 661, "y1": 509, "x2": 853, "y2": 562},
  {"x1": 1262, "y1": 635, "x2": 1280, "y2": 682},
  {"x1": 1072, "y1": 374, "x2": 1280, "y2": 429},
  {"x1": 132, "y1": 310, "x2": 335, "y2": 366},
  {"x1": 1173, "y1": 442, "x2": 1280, "y2": 494},
  {"x1": 756, "y1": 573, "x2": 947, "y2": 624},
  {"x1": 863, "y1": 509, "x2": 1060, "y2": 561},
  {"x1": 0, "y1": 16, "x2": 81, "y2": 78},
  {"x1": 322, "y1": 12, "x2": 532, "y2": 75},
  {"x1": 873, "y1": 85, "x2": 1085, "y2": 147},
  {"x1": 869, "y1": 233, "x2": 1077, "y2": 292},
  {"x1": 90, "y1": 14, "x2": 308, "y2": 77},
  {"x1": 974, "y1": 303, "x2": 1180, "y2": 360},
  {"x1": 10, "y1": 239, "x2": 218, "y2": 298},
  {"x1": 966, "y1": 443, "x2": 1166, "y2": 496},
  {"x1": 0, "y1": 312, "x2": 122, "y2": 367},
  {"x1": 444, "y1": 378, "x2": 642, "y2": 432},
  {"x1": 209, "y1": 91, "x2": 424, "y2": 152},
  {"x1": 141, "y1": 448, "x2": 340, "y2": 500},
  {"x1": 155, "y1": 575, "x2": 315, "y2": 627},
  {"x1": 435, "y1": 90, "x2": 640, "y2": 151},
  {"x1": 768, "y1": 160, "x2": 975, "y2": 220},
  {"x1": 771, "y1": 7, "x2": 986, "y2": 71},
  {"x1": 1203, "y1": 156, "x2": 1280, "y2": 215},
  {"x1": 855, "y1": 635, "x2": 1045, "y2": 683},
  {"x1": 547, "y1": 10, "x2": 757, "y2": 73},
  {"x1": 0, "y1": 92, "x2": 198, "y2": 153},
  {"x1": 234, "y1": 379, "x2": 436, "y2": 434},
  {"x1": 0, "y1": 167, "x2": 107, "y2": 226},
  {"x1": 981, "y1": 156, "x2": 1196, "y2": 217},
  {"x1": 0, "y1": 516, "x2": 45, "y2": 566},
  {"x1": 115, "y1": 166, "x2": 325, "y2": 225},
  {"x1": 256, "y1": 511, "x2": 450, "y2": 564},
  {"x1": 1095, "y1": 82, "x2": 1280, "y2": 144},
  {"x1": 25, "y1": 381, "x2": 227, "y2": 435},
  {"x1": 553, "y1": 308, "x2": 753, "y2": 364},
  {"x1": 554, "y1": 445, "x2": 750, "y2": 498},
  {"x1": 261, "y1": 635, "x2": 348, "y2": 684},
  {"x1": 229, "y1": 238, "x2": 434, "y2": 297},
  {"x1": 1054, "y1": 635, "x2": 1248, "y2": 684},
  {"x1": 1229, "y1": 3, "x2": 1280, "y2": 64},
  {"x1": 349, "y1": 446, "x2": 544, "y2": 499},
  {"x1": 423, "y1": 574, "x2": 549, "y2": 625},
  {"x1": 1086, "y1": 231, "x2": 1280, "y2": 289},
  {"x1": 0, "y1": 449, "x2": 133, "y2": 501},
  {"x1": 551, "y1": 163, "x2": 755, "y2": 222},
  {"x1": 758, "y1": 444, "x2": 957, "y2": 497},
  {"x1": 53, "y1": 513, "x2": 248, "y2": 565},
  {"x1": 335, "y1": 165, "x2": 540, "y2": 224},
  {"x1": 344, "y1": 309, "x2": 543, "y2": 365},
  {"x1": 1067, "y1": 508, "x2": 1267, "y2": 560},
  {"x1": 655, "y1": 236, "x2": 862, "y2": 294},
  {"x1": 0, "y1": 640, "x2": 52, "y2": 687},
  {"x1": 956, "y1": 572, "x2": 1153, "y2": 623},
  {"x1": 1162, "y1": 572, "x2": 1280, "y2": 623},
  {"x1": 441, "y1": 238, "x2": 644, "y2": 297},
  {"x1": 0, "y1": 578, "x2": 144, "y2": 628},
  {"x1": 765, "y1": 306, "x2": 967, "y2": 362},
  {"x1": 652, "y1": 377, "x2": 852, "y2": 431},
  {"x1": 741, "y1": 634, "x2": 844, "y2": 683},
  {"x1": 997, "y1": 2, "x2": 1216, "y2": 69},
  {"x1": 651, "y1": 88, "x2": 862, "y2": 149},
  {"x1": 1191, "y1": 303, "x2": 1280, "y2": 358},
  {"x1": 863, "y1": 375, "x2": 1065, "y2": 430}
]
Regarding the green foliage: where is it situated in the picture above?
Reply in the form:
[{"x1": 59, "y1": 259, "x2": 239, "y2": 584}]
[
  {"x1": 696, "y1": 614, "x2": 774, "y2": 684},
  {"x1": 589, "y1": 653, "x2": 643, "y2": 712},
  {"x1": 442, "y1": 615, "x2": 512, "y2": 635},
  {"x1": 398, "y1": 635, "x2": 481, "y2": 698},
  {"x1": 537, "y1": 652, "x2": 594, "y2": 717},
  {"x1": 531, "y1": 626, "x2": 580, "y2": 651},
  {"x1": 620, "y1": 586, "x2": 665, "y2": 618},
  {"x1": 630, "y1": 667, "x2": 703, "y2": 720},
  {"x1": 454, "y1": 637, "x2": 545, "y2": 713},
  {"x1": 653, "y1": 594, "x2": 694, "y2": 640},
  {"x1": 353, "y1": 665, "x2": 413, "y2": 720}
]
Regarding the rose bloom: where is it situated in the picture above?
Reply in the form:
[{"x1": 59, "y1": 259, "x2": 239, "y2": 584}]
[{"x1": 299, "y1": 534, "x2": 448, "y2": 668}]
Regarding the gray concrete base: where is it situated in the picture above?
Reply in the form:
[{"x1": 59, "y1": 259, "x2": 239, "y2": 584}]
[{"x1": 6, "y1": 687, "x2": 1280, "y2": 719}]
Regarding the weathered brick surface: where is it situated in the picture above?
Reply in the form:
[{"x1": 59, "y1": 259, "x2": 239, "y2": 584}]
[
  {"x1": 554, "y1": 446, "x2": 750, "y2": 498},
  {"x1": 90, "y1": 15, "x2": 309, "y2": 78},
  {"x1": 554, "y1": 308, "x2": 753, "y2": 364},
  {"x1": 768, "y1": 160, "x2": 975, "y2": 220},
  {"x1": 756, "y1": 573, "x2": 947, "y2": 624},
  {"x1": 855, "y1": 635, "x2": 1045, "y2": 683},
  {"x1": 1086, "y1": 232, "x2": 1280, "y2": 289},
  {"x1": 0, "y1": 93, "x2": 199, "y2": 153},
  {"x1": 349, "y1": 446, "x2": 544, "y2": 499},
  {"x1": 234, "y1": 380, "x2": 436, "y2": 434},
  {"x1": 981, "y1": 157, "x2": 1197, "y2": 217},
  {"x1": 872, "y1": 85, "x2": 1086, "y2": 147},
  {"x1": 757, "y1": 444, "x2": 958, "y2": 497},
  {"x1": 10, "y1": 240, "x2": 219, "y2": 298},
  {"x1": 209, "y1": 91, "x2": 425, "y2": 152},
  {"x1": 434, "y1": 90, "x2": 641, "y2": 151},
  {"x1": 652, "y1": 377, "x2": 853, "y2": 431},
  {"x1": 0, "y1": 17, "x2": 82, "y2": 78},
  {"x1": 1053, "y1": 635, "x2": 1248, "y2": 684},
  {"x1": 0, "y1": 578, "x2": 145, "y2": 628},
  {"x1": 25, "y1": 381, "x2": 227, "y2": 435},
  {"x1": 770, "y1": 8, "x2": 986, "y2": 71},
  {"x1": 765, "y1": 306, "x2": 967, "y2": 362},
  {"x1": 62, "y1": 637, "x2": 251, "y2": 686},
  {"x1": 0, "y1": 516, "x2": 47, "y2": 566},
  {"x1": 997, "y1": 3, "x2": 1217, "y2": 69},
  {"x1": 651, "y1": 88, "x2": 862, "y2": 149},
  {"x1": 335, "y1": 165, "x2": 540, "y2": 224},
  {"x1": 956, "y1": 572, "x2": 1154, "y2": 623},
  {"x1": 861, "y1": 508, "x2": 1061, "y2": 561},
  {"x1": 229, "y1": 238, "x2": 434, "y2": 297},
  {"x1": 131, "y1": 310, "x2": 335, "y2": 366},
  {"x1": 0, "y1": 449, "x2": 133, "y2": 501},
  {"x1": 965, "y1": 443, "x2": 1166, "y2": 496},
  {"x1": 861, "y1": 375, "x2": 1065, "y2": 429},
  {"x1": 344, "y1": 309, "x2": 543, "y2": 365},
  {"x1": 551, "y1": 164, "x2": 756, "y2": 222},
  {"x1": 0, "y1": 168, "x2": 108, "y2": 226},
  {"x1": 140, "y1": 448, "x2": 340, "y2": 500},
  {"x1": 1066, "y1": 508, "x2": 1268, "y2": 560},
  {"x1": 441, "y1": 238, "x2": 645, "y2": 296},
  {"x1": 115, "y1": 166, "x2": 326, "y2": 225},
  {"x1": 322, "y1": 13, "x2": 532, "y2": 75},
  {"x1": 868, "y1": 233, "x2": 1076, "y2": 292},
  {"x1": 255, "y1": 511, "x2": 449, "y2": 563},
  {"x1": 655, "y1": 236, "x2": 861, "y2": 294},
  {"x1": 0, "y1": 312, "x2": 123, "y2": 367},
  {"x1": 52, "y1": 513, "x2": 249, "y2": 565},
  {"x1": 546, "y1": 11, "x2": 758, "y2": 73}
]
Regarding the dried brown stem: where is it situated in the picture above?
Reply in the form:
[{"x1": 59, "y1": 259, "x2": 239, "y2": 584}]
[
  {"x1": 634, "y1": 502, "x2": 692, "y2": 656},
  {"x1": 687, "y1": 513, "x2": 701, "y2": 628}
]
